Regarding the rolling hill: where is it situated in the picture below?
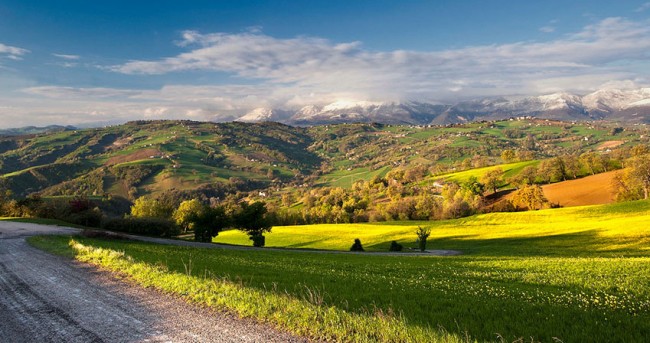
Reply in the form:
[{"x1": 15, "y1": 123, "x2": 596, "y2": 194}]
[{"x1": 0, "y1": 118, "x2": 647, "y2": 205}]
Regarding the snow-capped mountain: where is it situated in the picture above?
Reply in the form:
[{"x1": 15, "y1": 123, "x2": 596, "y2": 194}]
[
  {"x1": 237, "y1": 108, "x2": 291, "y2": 122},
  {"x1": 290, "y1": 101, "x2": 449, "y2": 125},
  {"x1": 237, "y1": 87, "x2": 650, "y2": 125}
]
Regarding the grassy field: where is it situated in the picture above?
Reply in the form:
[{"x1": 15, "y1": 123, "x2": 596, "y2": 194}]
[
  {"x1": 431, "y1": 160, "x2": 539, "y2": 185},
  {"x1": 214, "y1": 199, "x2": 650, "y2": 256},
  {"x1": 29, "y1": 200, "x2": 650, "y2": 342}
]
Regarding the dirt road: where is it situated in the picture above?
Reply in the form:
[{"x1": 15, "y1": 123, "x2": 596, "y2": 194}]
[{"x1": 0, "y1": 221, "x2": 308, "y2": 342}]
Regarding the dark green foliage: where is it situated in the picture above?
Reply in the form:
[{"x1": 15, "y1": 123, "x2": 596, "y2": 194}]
[
  {"x1": 462, "y1": 176, "x2": 485, "y2": 196},
  {"x1": 102, "y1": 217, "x2": 180, "y2": 237},
  {"x1": 233, "y1": 201, "x2": 272, "y2": 246},
  {"x1": 191, "y1": 205, "x2": 229, "y2": 242},
  {"x1": 350, "y1": 238, "x2": 364, "y2": 252},
  {"x1": 388, "y1": 240, "x2": 403, "y2": 252},
  {"x1": 250, "y1": 233, "x2": 266, "y2": 247}
]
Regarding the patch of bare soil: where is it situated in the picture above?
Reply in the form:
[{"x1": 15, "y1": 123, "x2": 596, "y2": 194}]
[
  {"x1": 542, "y1": 170, "x2": 618, "y2": 207},
  {"x1": 597, "y1": 140, "x2": 624, "y2": 150}
]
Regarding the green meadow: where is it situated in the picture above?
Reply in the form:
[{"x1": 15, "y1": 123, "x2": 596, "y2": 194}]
[{"x1": 30, "y1": 200, "x2": 650, "y2": 342}]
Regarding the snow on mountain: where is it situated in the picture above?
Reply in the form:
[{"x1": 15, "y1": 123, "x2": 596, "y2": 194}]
[
  {"x1": 582, "y1": 88, "x2": 650, "y2": 112},
  {"x1": 239, "y1": 87, "x2": 650, "y2": 125},
  {"x1": 237, "y1": 108, "x2": 289, "y2": 122}
]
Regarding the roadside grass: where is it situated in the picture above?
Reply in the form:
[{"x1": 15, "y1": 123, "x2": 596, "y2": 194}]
[
  {"x1": 29, "y1": 232, "x2": 650, "y2": 342},
  {"x1": 30, "y1": 236, "x2": 467, "y2": 343},
  {"x1": 214, "y1": 200, "x2": 650, "y2": 256}
]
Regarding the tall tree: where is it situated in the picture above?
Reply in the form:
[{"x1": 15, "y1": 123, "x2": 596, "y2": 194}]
[
  {"x1": 191, "y1": 205, "x2": 229, "y2": 242},
  {"x1": 629, "y1": 155, "x2": 650, "y2": 199},
  {"x1": 481, "y1": 168, "x2": 504, "y2": 194}
]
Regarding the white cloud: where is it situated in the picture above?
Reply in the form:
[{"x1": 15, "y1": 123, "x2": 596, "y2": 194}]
[
  {"x1": 0, "y1": 43, "x2": 29, "y2": 60},
  {"x1": 52, "y1": 53, "x2": 80, "y2": 60},
  {"x1": 110, "y1": 17, "x2": 650, "y2": 102}
]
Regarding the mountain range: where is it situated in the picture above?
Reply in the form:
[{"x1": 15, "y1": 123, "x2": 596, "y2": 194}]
[{"x1": 237, "y1": 88, "x2": 650, "y2": 125}]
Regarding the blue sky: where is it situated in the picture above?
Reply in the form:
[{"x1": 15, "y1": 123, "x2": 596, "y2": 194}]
[{"x1": 0, "y1": 1, "x2": 649, "y2": 127}]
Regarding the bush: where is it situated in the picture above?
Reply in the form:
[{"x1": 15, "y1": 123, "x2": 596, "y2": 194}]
[
  {"x1": 416, "y1": 226, "x2": 431, "y2": 252},
  {"x1": 350, "y1": 238, "x2": 364, "y2": 252},
  {"x1": 65, "y1": 208, "x2": 104, "y2": 227},
  {"x1": 102, "y1": 217, "x2": 180, "y2": 237},
  {"x1": 389, "y1": 240, "x2": 403, "y2": 252}
]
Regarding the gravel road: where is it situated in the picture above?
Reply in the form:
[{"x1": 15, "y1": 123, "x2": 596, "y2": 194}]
[{"x1": 0, "y1": 221, "x2": 309, "y2": 342}]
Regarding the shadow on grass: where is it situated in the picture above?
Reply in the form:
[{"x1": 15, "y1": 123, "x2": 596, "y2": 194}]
[
  {"x1": 284, "y1": 238, "x2": 329, "y2": 249},
  {"x1": 364, "y1": 230, "x2": 649, "y2": 257},
  {"x1": 425, "y1": 230, "x2": 650, "y2": 257}
]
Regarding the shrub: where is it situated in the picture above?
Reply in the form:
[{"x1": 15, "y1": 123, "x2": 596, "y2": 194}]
[
  {"x1": 389, "y1": 240, "x2": 403, "y2": 252},
  {"x1": 65, "y1": 208, "x2": 104, "y2": 227},
  {"x1": 102, "y1": 217, "x2": 180, "y2": 237},
  {"x1": 350, "y1": 238, "x2": 364, "y2": 252},
  {"x1": 416, "y1": 226, "x2": 431, "y2": 252}
]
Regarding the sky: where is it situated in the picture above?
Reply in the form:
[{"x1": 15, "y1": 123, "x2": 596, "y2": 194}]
[{"x1": 0, "y1": 0, "x2": 649, "y2": 128}]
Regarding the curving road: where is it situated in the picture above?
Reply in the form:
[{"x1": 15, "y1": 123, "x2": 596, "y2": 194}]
[{"x1": 0, "y1": 221, "x2": 309, "y2": 343}]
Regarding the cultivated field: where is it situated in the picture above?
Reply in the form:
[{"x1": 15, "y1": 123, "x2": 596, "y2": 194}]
[
  {"x1": 32, "y1": 200, "x2": 650, "y2": 342},
  {"x1": 542, "y1": 170, "x2": 618, "y2": 207}
]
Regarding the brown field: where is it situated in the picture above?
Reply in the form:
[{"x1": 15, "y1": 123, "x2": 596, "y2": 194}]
[
  {"x1": 105, "y1": 149, "x2": 162, "y2": 166},
  {"x1": 542, "y1": 170, "x2": 619, "y2": 207},
  {"x1": 597, "y1": 140, "x2": 624, "y2": 150}
]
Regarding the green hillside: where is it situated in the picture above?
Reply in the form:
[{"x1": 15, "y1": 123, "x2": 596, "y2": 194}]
[{"x1": 0, "y1": 118, "x2": 648, "y2": 208}]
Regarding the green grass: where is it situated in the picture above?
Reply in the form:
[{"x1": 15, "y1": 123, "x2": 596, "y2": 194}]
[
  {"x1": 431, "y1": 160, "x2": 539, "y2": 185},
  {"x1": 317, "y1": 166, "x2": 390, "y2": 188},
  {"x1": 29, "y1": 200, "x2": 650, "y2": 342}
]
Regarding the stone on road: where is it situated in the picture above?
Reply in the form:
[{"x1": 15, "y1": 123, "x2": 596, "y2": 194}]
[{"x1": 0, "y1": 222, "x2": 308, "y2": 342}]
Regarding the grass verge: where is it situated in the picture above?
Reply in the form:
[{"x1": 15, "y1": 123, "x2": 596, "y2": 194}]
[{"x1": 28, "y1": 236, "x2": 467, "y2": 343}]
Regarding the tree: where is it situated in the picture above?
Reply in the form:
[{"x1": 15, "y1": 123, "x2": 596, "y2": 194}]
[
  {"x1": 415, "y1": 226, "x2": 432, "y2": 252},
  {"x1": 191, "y1": 205, "x2": 229, "y2": 242},
  {"x1": 537, "y1": 159, "x2": 562, "y2": 184},
  {"x1": 511, "y1": 185, "x2": 549, "y2": 210},
  {"x1": 501, "y1": 149, "x2": 516, "y2": 163},
  {"x1": 233, "y1": 201, "x2": 272, "y2": 247},
  {"x1": 580, "y1": 152, "x2": 601, "y2": 175},
  {"x1": 462, "y1": 176, "x2": 485, "y2": 196},
  {"x1": 562, "y1": 155, "x2": 581, "y2": 179},
  {"x1": 481, "y1": 168, "x2": 504, "y2": 194},
  {"x1": 509, "y1": 166, "x2": 537, "y2": 188},
  {"x1": 627, "y1": 155, "x2": 650, "y2": 199},
  {"x1": 173, "y1": 199, "x2": 204, "y2": 232},
  {"x1": 130, "y1": 196, "x2": 168, "y2": 218}
]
